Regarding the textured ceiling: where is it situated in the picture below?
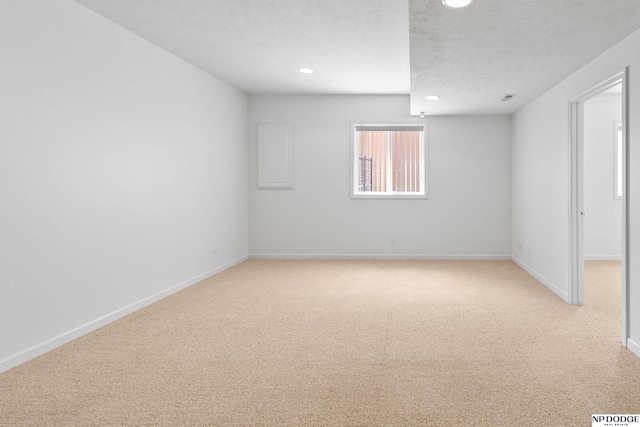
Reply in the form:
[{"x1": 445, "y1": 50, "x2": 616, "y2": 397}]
[
  {"x1": 72, "y1": 0, "x2": 410, "y2": 95},
  {"x1": 72, "y1": 0, "x2": 640, "y2": 115},
  {"x1": 409, "y1": 0, "x2": 640, "y2": 115}
]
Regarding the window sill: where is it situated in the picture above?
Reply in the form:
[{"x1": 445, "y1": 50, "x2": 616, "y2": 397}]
[{"x1": 350, "y1": 193, "x2": 428, "y2": 200}]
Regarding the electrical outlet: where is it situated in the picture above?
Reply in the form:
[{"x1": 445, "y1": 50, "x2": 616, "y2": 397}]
[
  {"x1": 212, "y1": 249, "x2": 217, "y2": 258},
  {"x1": 518, "y1": 242, "x2": 523, "y2": 252},
  {"x1": 390, "y1": 237, "x2": 395, "y2": 245}
]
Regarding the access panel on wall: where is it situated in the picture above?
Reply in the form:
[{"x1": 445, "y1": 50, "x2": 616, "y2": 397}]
[{"x1": 258, "y1": 124, "x2": 294, "y2": 189}]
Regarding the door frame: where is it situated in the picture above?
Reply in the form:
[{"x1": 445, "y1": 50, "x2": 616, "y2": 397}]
[{"x1": 568, "y1": 68, "x2": 629, "y2": 347}]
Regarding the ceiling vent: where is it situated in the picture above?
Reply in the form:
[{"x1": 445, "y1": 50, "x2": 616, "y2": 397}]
[{"x1": 501, "y1": 94, "x2": 516, "y2": 101}]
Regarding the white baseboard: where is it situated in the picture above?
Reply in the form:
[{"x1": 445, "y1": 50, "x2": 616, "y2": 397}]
[
  {"x1": 0, "y1": 255, "x2": 248, "y2": 374},
  {"x1": 627, "y1": 338, "x2": 640, "y2": 358},
  {"x1": 511, "y1": 255, "x2": 569, "y2": 303},
  {"x1": 249, "y1": 253, "x2": 512, "y2": 260},
  {"x1": 584, "y1": 255, "x2": 622, "y2": 261}
]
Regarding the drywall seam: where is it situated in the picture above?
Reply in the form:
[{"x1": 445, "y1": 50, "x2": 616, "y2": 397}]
[
  {"x1": 512, "y1": 256, "x2": 570, "y2": 303},
  {"x1": 0, "y1": 255, "x2": 248, "y2": 374}
]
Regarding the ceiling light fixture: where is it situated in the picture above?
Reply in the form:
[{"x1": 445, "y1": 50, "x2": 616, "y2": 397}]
[
  {"x1": 299, "y1": 67, "x2": 314, "y2": 74},
  {"x1": 426, "y1": 95, "x2": 440, "y2": 101},
  {"x1": 442, "y1": 0, "x2": 474, "y2": 8}
]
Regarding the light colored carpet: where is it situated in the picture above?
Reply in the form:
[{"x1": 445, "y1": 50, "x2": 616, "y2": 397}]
[{"x1": 1, "y1": 260, "x2": 639, "y2": 426}]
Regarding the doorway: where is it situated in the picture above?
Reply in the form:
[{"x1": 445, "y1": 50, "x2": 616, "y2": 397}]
[{"x1": 569, "y1": 69, "x2": 629, "y2": 348}]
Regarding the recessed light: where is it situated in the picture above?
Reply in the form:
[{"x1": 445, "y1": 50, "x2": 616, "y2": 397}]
[
  {"x1": 426, "y1": 95, "x2": 440, "y2": 101},
  {"x1": 442, "y1": 0, "x2": 474, "y2": 8},
  {"x1": 299, "y1": 67, "x2": 314, "y2": 74}
]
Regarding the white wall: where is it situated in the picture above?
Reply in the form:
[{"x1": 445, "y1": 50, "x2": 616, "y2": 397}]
[
  {"x1": 584, "y1": 92, "x2": 622, "y2": 259},
  {"x1": 248, "y1": 95, "x2": 511, "y2": 258},
  {"x1": 512, "y1": 28, "x2": 640, "y2": 356},
  {"x1": 0, "y1": 0, "x2": 248, "y2": 372}
]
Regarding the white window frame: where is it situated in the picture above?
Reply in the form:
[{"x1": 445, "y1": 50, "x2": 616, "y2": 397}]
[
  {"x1": 614, "y1": 121, "x2": 623, "y2": 200},
  {"x1": 350, "y1": 122, "x2": 427, "y2": 199}
]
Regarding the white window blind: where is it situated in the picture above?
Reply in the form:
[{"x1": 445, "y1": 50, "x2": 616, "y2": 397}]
[{"x1": 352, "y1": 124, "x2": 426, "y2": 198}]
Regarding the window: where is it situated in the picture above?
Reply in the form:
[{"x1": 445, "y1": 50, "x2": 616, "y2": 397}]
[
  {"x1": 614, "y1": 122, "x2": 623, "y2": 199},
  {"x1": 351, "y1": 124, "x2": 426, "y2": 198}
]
